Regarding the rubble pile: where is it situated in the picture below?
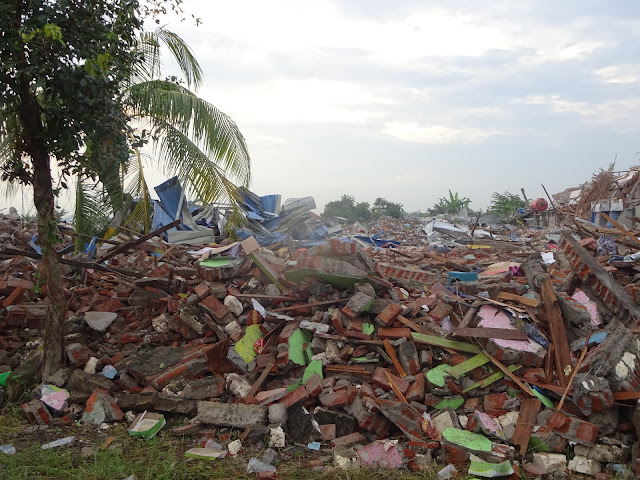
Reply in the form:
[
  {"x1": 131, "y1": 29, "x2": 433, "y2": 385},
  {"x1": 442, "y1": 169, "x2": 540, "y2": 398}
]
[{"x1": 2, "y1": 199, "x2": 640, "y2": 478}]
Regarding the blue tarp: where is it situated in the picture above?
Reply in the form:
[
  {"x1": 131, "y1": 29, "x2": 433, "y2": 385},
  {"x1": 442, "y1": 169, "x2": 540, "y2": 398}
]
[
  {"x1": 235, "y1": 229, "x2": 289, "y2": 247},
  {"x1": 353, "y1": 232, "x2": 402, "y2": 248}
]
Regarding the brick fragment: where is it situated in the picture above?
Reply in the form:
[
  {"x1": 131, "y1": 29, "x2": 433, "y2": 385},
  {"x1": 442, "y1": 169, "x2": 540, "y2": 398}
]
[{"x1": 375, "y1": 303, "x2": 403, "y2": 327}]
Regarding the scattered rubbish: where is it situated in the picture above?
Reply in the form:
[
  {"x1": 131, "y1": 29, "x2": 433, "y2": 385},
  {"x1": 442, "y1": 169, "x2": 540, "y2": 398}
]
[
  {"x1": 247, "y1": 457, "x2": 277, "y2": 474},
  {"x1": 0, "y1": 445, "x2": 16, "y2": 455},
  {"x1": 41, "y1": 436, "x2": 75, "y2": 449},
  {"x1": 5, "y1": 165, "x2": 640, "y2": 477},
  {"x1": 127, "y1": 412, "x2": 165, "y2": 439},
  {"x1": 185, "y1": 447, "x2": 226, "y2": 460}
]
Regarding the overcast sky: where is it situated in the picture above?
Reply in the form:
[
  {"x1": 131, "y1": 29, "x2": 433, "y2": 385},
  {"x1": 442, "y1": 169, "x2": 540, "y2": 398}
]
[
  {"x1": 147, "y1": 0, "x2": 640, "y2": 214},
  {"x1": 8, "y1": 1, "x2": 640, "y2": 217}
]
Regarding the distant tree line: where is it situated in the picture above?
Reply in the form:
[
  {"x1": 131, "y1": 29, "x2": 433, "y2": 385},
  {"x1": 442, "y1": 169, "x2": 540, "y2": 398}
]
[{"x1": 323, "y1": 195, "x2": 404, "y2": 221}]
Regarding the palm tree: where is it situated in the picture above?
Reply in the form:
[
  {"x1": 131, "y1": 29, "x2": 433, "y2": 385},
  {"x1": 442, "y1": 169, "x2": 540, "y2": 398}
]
[{"x1": 75, "y1": 28, "x2": 251, "y2": 241}]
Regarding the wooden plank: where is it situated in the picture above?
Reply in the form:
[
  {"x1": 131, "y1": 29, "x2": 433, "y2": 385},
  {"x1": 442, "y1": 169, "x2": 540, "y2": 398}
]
[
  {"x1": 325, "y1": 365, "x2": 371, "y2": 376},
  {"x1": 411, "y1": 332, "x2": 482, "y2": 354},
  {"x1": 521, "y1": 379, "x2": 568, "y2": 394},
  {"x1": 1, "y1": 246, "x2": 144, "y2": 278},
  {"x1": 512, "y1": 398, "x2": 542, "y2": 456},
  {"x1": 602, "y1": 212, "x2": 640, "y2": 248},
  {"x1": 558, "y1": 332, "x2": 590, "y2": 410},
  {"x1": 446, "y1": 353, "x2": 490, "y2": 378},
  {"x1": 233, "y1": 293, "x2": 299, "y2": 301},
  {"x1": 249, "y1": 252, "x2": 285, "y2": 292},
  {"x1": 482, "y1": 297, "x2": 526, "y2": 313},
  {"x1": 396, "y1": 315, "x2": 428, "y2": 334},
  {"x1": 525, "y1": 305, "x2": 542, "y2": 325},
  {"x1": 97, "y1": 219, "x2": 181, "y2": 262},
  {"x1": 613, "y1": 391, "x2": 640, "y2": 401},
  {"x1": 245, "y1": 361, "x2": 275, "y2": 399},
  {"x1": 458, "y1": 304, "x2": 479, "y2": 328},
  {"x1": 383, "y1": 339, "x2": 407, "y2": 378},
  {"x1": 462, "y1": 364, "x2": 522, "y2": 393},
  {"x1": 453, "y1": 327, "x2": 529, "y2": 341},
  {"x1": 316, "y1": 333, "x2": 383, "y2": 346},
  {"x1": 541, "y1": 278, "x2": 572, "y2": 387},
  {"x1": 497, "y1": 292, "x2": 540, "y2": 308},
  {"x1": 270, "y1": 299, "x2": 348, "y2": 312},
  {"x1": 481, "y1": 346, "x2": 535, "y2": 396},
  {"x1": 384, "y1": 370, "x2": 408, "y2": 403}
]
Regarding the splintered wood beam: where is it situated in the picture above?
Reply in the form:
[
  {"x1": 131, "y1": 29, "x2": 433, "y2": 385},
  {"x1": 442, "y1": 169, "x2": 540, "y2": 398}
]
[
  {"x1": 453, "y1": 327, "x2": 529, "y2": 341},
  {"x1": 245, "y1": 361, "x2": 275, "y2": 399},
  {"x1": 497, "y1": 291, "x2": 540, "y2": 308},
  {"x1": 98, "y1": 219, "x2": 181, "y2": 262},
  {"x1": 541, "y1": 278, "x2": 572, "y2": 387},
  {"x1": 383, "y1": 339, "x2": 407, "y2": 378},
  {"x1": 512, "y1": 398, "x2": 542, "y2": 456}
]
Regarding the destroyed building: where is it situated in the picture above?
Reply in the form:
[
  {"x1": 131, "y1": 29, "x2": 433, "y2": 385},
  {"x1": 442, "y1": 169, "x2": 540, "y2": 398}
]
[{"x1": 2, "y1": 170, "x2": 640, "y2": 478}]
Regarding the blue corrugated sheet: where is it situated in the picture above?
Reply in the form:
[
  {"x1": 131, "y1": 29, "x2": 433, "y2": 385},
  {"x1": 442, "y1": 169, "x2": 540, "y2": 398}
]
[{"x1": 260, "y1": 194, "x2": 280, "y2": 214}]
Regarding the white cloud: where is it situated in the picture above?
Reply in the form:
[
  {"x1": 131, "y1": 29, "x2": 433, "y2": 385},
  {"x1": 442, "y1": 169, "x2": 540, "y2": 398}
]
[
  {"x1": 198, "y1": 79, "x2": 388, "y2": 124},
  {"x1": 382, "y1": 122, "x2": 500, "y2": 143},
  {"x1": 594, "y1": 64, "x2": 640, "y2": 84}
]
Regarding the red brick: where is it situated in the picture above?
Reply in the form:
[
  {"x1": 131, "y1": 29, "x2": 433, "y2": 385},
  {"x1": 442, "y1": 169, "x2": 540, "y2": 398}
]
[
  {"x1": 279, "y1": 386, "x2": 309, "y2": 408},
  {"x1": 319, "y1": 389, "x2": 349, "y2": 409},
  {"x1": 483, "y1": 393, "x2": 509, "y2": 412},
  {"x1": 429, "y1": 301, "x2": 453, "y2": 322},
  {"x1": 305, "y1": 373, "x2": 323, "y2": 397},
  {"x1": 194, "y1": 283, "x2": 211, "y2": 299},
  {"x1": 405, "y1": 374, "x2": 425, "y2": 402},
  {"x1": 319, "y1": 424, "x2": 336, "y2": 440},
  {"x1": 332, "y1": 432, "x2": 366, "y2": 446},
  {"x1": 2, "y1": 287, "x2": 25, "y2": 308},
  {"x1": 200, "y1": 295, "x2": 228, "y2": 320},
  {"x1": 372, "y1": 367, "x2": 409, "y2": 395},
  {"x1": 359, "y1": 382, "x2": 376, "y2": 398},
  {"x1": 375, "y1": 304, "x2": 403, "y2": 327},
  {"x1": 377, "y1": 327, "x2": 412, "y2": 339},
  {"x1": 95, "y1": 298, "x2": 124, "y2": 312},
  {"x1": 442, "y1": 443, "x2": 470, "y2": 466}
]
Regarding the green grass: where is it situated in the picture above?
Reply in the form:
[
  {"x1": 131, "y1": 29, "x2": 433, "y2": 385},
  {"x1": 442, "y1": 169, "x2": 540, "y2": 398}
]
[{"x1": 0, "y1": 405, "x2": 447, "y2": 480}]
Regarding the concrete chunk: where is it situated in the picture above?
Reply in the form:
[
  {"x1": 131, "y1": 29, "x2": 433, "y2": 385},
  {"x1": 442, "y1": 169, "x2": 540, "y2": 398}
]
[{"x1": 196, "y1": 401, "x2": 267, "y2": 428}]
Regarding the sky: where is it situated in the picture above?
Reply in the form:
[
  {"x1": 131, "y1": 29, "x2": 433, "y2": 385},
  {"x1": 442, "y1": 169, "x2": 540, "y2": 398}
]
[{"x1": 7, "y1": 1, "x2": 640, "y2": 217}]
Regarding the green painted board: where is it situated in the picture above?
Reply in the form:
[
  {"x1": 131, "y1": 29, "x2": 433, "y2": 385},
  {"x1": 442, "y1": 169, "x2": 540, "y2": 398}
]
[
  {"x1": 287, "y1": 380, "x2": 302, "y2": 392},
  {"x1": 200, "y1": 258, "x2": 242, "y2": 268},
  {"x1": 527, "y1": 435, "x2": 551, "y2": 453},
  {"x1": 531, "y1": 387, "x2": 554, "y2": 408},
  {"x1": 289, "y1": 329, "x2": 313, "y2": 366},
  {"x1": 411, "y1": 333, "x2": 482, "y2": 354},
  {"x1": 468, "y1": 460, "x2": 514, "y2": 477},
  {"x1": 249, "y1": 253, "x2": 284, "y2": 292},
  {"x1": 462, "y1": 364, "x2": 521, "y2": 393},
  {"x1": 302, "y1": 360, "x2": 323, "y2": 384},
  {"x1": 234, "y1": 324, "x2": 263, "y2": 363},
  {"x1": 446, "y1": 354, "x2": 490, "y2": 378},
  {"x1": 442, "y1": 428, "x2": 492, "y2": 452},
  {"x1": 362, "y1": 323, "x2": 374, "y2": 335},
  {"x1": 426, "y1": 364, "x2": 451, "y2": 387},
  {"x1": 435, "y1": 397, "x2": 464, "y2": 411}
]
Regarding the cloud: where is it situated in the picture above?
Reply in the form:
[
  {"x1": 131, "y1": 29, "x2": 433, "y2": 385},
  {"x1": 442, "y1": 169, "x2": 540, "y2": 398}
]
[{"x1": 382, "y1": 122, "x2": 501, "y2": 144}]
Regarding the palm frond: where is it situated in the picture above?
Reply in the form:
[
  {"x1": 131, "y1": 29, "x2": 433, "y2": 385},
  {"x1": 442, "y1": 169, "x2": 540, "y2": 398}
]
[
  {"x1": 122, "y1": 148, "x2": 153, "y2": 233},
  {"x1": 154, "y1": 124, "x2": 242, "y2": 208},
  {"x1": 133, "y1": 28, "x2": 202, "y2": 90},
  {"x1": 128, "y1": 80, "x2": 251, "y2": 187},
  {"x1": 74, "y1": 177, "x2": 112, "y2": 252}
]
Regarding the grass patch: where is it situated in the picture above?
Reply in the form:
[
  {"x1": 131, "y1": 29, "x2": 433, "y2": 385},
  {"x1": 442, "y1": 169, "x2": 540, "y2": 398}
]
[{"x1": 0, "y1": 405, "x2": 449, "y2": 480}]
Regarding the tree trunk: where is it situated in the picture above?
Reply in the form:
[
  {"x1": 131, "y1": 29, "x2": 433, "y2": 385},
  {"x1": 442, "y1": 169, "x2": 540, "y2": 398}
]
[
  {"x1": 16, "y1": 26, "x2": 67, "y2": 380},
  {"x1": 33, "y1": 162, "x2": 67, "y2": 382}
]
